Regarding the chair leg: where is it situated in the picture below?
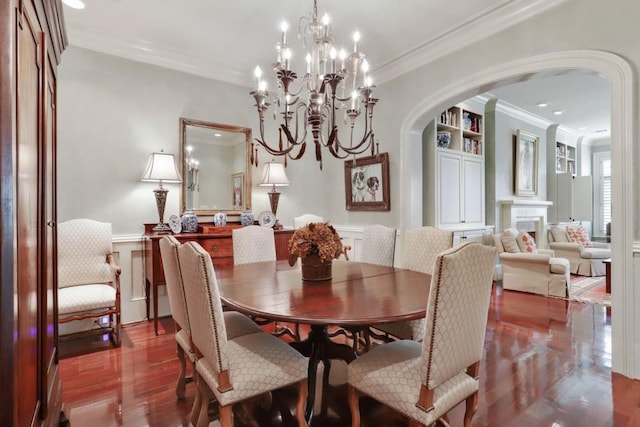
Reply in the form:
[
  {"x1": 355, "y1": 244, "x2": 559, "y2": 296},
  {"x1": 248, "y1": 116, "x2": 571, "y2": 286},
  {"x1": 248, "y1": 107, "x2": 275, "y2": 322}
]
[
  {"x1": 464, "y1": 391, "x2": 479, "y2": 427},
  {"x1": 219, "y1": 404, "x2": 233, "y2": 427},
  {"x1": 195, "y1": 374, "x2": 212, "y2": 427},
  {"x1": 347, "y1": 385, "x2": 361, "y2": 427},
  {"x1": 190, "y1": 369, "x2": 202, "y2": 427},
  {"x1": 175, "y1": 343, "x2": 187, "y2": 399},
  {"x1": 296, "y1": 380, "x2": 308, "y2": 427}
]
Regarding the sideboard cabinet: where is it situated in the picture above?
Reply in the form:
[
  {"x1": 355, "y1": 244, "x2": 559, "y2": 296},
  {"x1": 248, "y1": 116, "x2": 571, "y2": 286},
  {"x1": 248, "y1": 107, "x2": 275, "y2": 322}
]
[{"x1": 144, "y1": 224, "x2": 294, "y2": 334}]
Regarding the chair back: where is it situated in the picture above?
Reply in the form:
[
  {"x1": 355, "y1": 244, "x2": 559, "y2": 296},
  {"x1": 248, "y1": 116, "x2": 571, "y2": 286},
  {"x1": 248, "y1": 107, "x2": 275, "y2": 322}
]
[
  {"x1": 58, "y1": 218, "x2": 115, "y2": 288},
  {"x1": 420, "y1": 242, "x2": 497, "y2": 390},
  {"x1": 293, "y1": 213, "x2": 324, "y2": 228},
  {"x1": 179, "y1": 242, "x2": 229, "y2": 374},
  {"x1": 403, "y1": 226, "x2": 453, "y2": 274},
  {"x1": 159, "y1": 236, "x2": 190, "y2": 334},
  {"x1": 232, "y1": 225, "x2": 276, "y2": 265},
  {"x1": 360, "y1": 225, "x2": 396, "y2": 267}
]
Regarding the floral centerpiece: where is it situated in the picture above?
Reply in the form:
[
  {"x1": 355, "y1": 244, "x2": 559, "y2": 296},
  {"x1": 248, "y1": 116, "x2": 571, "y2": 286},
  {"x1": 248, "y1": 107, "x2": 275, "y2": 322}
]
[{"x1": 288, "y1": 222, "x2": 343, "y2": 281}]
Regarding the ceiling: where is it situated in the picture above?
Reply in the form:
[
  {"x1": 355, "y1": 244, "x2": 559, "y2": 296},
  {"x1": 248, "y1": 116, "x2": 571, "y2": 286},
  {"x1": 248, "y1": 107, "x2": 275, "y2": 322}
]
[{"x1": 61, "y1": 0, "x2": 610, "y2": 137}]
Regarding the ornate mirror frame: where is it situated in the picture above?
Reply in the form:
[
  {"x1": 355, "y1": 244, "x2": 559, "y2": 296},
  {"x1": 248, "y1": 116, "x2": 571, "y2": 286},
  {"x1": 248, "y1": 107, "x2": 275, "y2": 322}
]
[{"x1": 179, "y1": 118, "x2": 252, "y2": 217}]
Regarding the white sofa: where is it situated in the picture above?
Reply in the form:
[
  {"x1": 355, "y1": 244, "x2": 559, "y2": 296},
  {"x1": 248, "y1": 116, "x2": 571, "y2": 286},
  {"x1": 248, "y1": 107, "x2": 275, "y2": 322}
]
[
  {"x1": 493, "y1": 229, "x2": 570, "y2": 297},
  {"x1": 547, "y1": 225, "x2": 610, "y2": 277}
]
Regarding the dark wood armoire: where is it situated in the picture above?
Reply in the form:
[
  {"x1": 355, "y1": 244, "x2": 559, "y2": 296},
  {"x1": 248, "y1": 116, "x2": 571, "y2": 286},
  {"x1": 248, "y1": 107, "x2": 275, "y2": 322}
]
[{"x1": 0, "y1": 1, "x2": 67, "y2": 426}]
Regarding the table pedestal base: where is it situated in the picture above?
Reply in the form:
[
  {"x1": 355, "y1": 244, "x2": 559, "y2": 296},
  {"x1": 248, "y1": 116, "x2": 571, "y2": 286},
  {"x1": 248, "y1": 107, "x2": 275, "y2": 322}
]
[{"x1": 290, "y1": 324, "x2": 357, "y2": 424}]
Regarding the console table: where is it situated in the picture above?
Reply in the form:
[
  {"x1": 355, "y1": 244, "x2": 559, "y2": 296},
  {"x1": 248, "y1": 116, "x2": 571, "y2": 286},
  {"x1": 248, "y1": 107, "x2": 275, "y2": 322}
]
[{"x1": 143, "y1": 223, "x2": 294, "y2": 335}]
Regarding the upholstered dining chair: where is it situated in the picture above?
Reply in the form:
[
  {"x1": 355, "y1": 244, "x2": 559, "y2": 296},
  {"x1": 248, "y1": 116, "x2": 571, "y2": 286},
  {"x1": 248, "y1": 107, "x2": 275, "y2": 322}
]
[
  {"x1": 159, "y1": 235, "x2": 262, "y2": 415},
  {"x1": 347, "y1": 242, "x2": 497, "y2": 427},
  {"x1": 178, "y1": 241, "x2": 309, "y2": 427},
  {"x1": 232, "y1": 225, "x2": 299, "y2": 339},
  {"x1": 232, "y1": 225, "x2": 276, "y2": 265},
  {"x1": 293, "y1": 213, "x2": 324, "y2": 229},
  {"x1": 360, "y1": 224, "x2": 396, "y2": 267},
  {"x1": 57, "y1": 218, "x2": 121, "y2": 346},
  {"x1": 371, "y1": 226, "x2": 453, "y2": 341}
]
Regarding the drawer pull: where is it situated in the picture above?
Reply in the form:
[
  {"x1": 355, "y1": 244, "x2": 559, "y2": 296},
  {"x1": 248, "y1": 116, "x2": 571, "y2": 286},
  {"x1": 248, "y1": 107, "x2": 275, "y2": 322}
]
[{"x1": 211, "y1": 245, "x2": 218, "y2": 252}]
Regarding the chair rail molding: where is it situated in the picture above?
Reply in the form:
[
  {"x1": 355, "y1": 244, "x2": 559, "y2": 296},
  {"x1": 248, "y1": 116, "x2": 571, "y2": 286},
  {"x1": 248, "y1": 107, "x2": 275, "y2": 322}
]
[{"x1": 400, "y1": 50, "x2": 635, "y2": 378}]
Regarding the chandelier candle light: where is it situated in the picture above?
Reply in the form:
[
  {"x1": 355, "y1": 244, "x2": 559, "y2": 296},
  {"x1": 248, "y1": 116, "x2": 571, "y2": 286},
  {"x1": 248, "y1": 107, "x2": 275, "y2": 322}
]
[{"x1": 250, "y1": 0, "x2": 380, "y2": 170}]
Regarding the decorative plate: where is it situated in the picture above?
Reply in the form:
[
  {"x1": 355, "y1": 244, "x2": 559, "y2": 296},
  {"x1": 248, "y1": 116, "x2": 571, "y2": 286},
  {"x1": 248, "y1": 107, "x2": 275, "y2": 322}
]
[
  {"x1": 168, "y1": 214, "x2": 182, "y2": 234},
  {"x1": 258, "y1": 211, "x2": 276, "y2": 228}
]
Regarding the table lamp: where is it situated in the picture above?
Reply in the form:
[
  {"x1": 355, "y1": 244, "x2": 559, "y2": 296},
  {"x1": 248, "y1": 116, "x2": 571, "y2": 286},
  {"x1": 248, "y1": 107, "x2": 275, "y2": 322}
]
[
  {"x1": 142, "y1": 150, "x2": 182, "y2": 232},
  {"x1": 259, "y1": 161, "x2": 289, "y2": 229}
]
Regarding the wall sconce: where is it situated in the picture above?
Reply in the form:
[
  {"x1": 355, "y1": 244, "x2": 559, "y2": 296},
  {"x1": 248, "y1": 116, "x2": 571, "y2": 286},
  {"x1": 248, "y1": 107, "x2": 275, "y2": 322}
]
[
  {"x1": 185, "y1": 145, "x2": 199, "y2": 192},
  {"x1": 141, "y1": 150, "x2": 182, "y2": 232},
  {"x1": 259, "y1": 161, "x2": 289, "y2": 229}
]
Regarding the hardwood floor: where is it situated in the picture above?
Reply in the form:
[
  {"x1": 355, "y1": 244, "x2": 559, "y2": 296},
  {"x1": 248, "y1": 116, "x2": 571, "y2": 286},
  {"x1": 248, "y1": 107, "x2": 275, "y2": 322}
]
[{"x1": 59, "y1": 284, "x2": 640, "y2": 426}]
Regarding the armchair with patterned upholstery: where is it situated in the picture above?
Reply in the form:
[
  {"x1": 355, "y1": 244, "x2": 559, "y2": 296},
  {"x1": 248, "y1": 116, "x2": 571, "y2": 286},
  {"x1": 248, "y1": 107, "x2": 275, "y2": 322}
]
[
  {"x1": 57, "y1": 218, "x2": 121, "y2": 346},
  {"x1": 547, "y1": 225, "x2": 610, "y2": 277},
  {"x1": 494, "y1": 228, "x2": 570, "y2": 297}
]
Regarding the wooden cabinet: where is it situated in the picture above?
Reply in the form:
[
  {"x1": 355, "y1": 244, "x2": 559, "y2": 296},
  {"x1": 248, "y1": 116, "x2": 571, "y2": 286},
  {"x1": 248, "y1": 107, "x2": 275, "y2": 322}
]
[
  {"x1": 424, "y1": 100, "x2": 486, "y2": 231},
  {"x1": 144, "y1": 224, "x2": 294, "y2": 334},
  {"x1": 0, "y1": 1, "x2": 67, "y2": 425}
]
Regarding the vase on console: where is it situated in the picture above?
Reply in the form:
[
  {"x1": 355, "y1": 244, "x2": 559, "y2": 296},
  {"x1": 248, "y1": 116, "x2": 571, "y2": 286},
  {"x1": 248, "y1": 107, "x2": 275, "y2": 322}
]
[
  {"x1": 181, "y1": 210, "x2": 198, "y2": 233},
  {"x1": 240, "y1": 209, "x2": 254, "y2": 226},
  {"x1": 214, "y1": 212, "x2": 227, "y2": 227}
]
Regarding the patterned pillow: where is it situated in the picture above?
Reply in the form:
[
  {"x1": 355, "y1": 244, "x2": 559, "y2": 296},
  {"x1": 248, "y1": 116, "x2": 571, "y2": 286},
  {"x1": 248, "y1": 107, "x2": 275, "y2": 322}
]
[
  {"x1": 566, "y1": 225, "x2": 593, "y2": 247},
  {"x1": 500, "y1": 228, "x2": 520, "y2": 253},
  {"x1": 517, "y1": 231, "x2": 537, "y2": 253}
]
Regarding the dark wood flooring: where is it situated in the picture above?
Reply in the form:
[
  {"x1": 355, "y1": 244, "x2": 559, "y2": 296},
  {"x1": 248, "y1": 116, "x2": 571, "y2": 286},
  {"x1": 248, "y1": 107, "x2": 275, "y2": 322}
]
[{"x1": 59, "y1": 284, "x2": 640, "y2": 426}]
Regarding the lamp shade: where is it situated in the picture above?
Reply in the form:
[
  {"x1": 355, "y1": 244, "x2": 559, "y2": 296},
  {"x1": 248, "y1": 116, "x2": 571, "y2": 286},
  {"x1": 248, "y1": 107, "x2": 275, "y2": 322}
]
[
  {"x1": 141, "y1": 151, "x2": 182, "y2": 183},
  {"x1": 259, "y1": 161, "x2": 289, "y2": 187}
]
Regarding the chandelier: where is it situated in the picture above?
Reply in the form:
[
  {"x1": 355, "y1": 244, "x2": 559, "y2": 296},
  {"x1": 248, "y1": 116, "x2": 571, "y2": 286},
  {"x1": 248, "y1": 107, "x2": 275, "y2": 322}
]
[{"x1": 250, "y1": 0, "x2": 379, "y2": 170}]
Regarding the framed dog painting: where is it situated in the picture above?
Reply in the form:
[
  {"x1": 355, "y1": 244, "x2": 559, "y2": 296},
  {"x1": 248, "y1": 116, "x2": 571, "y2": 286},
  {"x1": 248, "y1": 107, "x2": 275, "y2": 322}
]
[{"x1": 344, "y1": 152, "x2": 390, "y2": 211}]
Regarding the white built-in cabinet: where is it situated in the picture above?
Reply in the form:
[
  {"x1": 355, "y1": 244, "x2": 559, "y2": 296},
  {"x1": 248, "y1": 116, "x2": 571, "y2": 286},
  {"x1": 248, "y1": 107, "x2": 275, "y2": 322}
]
[
  {"x1": 423, "y1": 101, "x2": 492, "y2": 242},
  {"x1": 547, "y1": 137, "x2": 592, "y2": 223}
]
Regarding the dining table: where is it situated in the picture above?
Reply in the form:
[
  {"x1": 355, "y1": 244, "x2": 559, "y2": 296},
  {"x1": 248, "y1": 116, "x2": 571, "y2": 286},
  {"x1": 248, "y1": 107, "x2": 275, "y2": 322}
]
[{"x1": 215, "y1": 259, "x2": 432, "y2": 424}]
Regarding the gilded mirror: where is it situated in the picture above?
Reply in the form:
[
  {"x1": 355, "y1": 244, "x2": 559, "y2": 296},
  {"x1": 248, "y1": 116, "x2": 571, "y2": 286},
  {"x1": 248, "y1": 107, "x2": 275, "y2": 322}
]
[{"x1": 179, "y1": 118, "x2": 252, "y2": 216}]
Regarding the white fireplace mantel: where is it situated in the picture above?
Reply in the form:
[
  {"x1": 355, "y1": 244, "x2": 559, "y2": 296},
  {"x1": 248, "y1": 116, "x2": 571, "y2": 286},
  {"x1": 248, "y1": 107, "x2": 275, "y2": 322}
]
[{"x1": 499, "y1": 200, "x2": 553, "y2": 247}]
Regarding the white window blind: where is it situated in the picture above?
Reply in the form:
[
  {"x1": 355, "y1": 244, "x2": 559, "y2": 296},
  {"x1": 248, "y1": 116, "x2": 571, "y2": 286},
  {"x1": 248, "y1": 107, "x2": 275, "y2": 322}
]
[{"x1": 601, "y1": 158, "x2": 611, "y2": 235}]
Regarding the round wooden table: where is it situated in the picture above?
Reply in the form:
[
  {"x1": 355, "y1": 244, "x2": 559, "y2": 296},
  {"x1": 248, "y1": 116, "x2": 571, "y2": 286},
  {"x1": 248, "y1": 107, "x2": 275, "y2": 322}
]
[{"x1": 216, "y1": 259, "x2": 432, "y2": 424}]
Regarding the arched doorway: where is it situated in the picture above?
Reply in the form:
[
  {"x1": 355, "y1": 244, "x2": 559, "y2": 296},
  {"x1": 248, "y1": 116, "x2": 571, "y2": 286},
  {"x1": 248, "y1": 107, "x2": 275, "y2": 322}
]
[{"x1": 398, "y1": 50, "x2": 636, "y2": 378}]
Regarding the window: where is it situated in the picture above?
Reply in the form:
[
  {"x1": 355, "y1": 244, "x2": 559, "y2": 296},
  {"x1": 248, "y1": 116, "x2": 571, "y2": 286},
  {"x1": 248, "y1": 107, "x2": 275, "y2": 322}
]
[{"x1": 593, "y1": 152, "x2": 611, "y2": 237}]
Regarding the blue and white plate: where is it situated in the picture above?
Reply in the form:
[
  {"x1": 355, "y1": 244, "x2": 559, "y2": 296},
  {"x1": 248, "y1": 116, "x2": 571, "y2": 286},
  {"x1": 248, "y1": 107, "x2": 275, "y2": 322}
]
[
  {"x1": 169, "y1": 214, "x2": 182, "y2": 234},
  {"x1": 258, "y1": 211, "x2": 275, "y2": 228}
]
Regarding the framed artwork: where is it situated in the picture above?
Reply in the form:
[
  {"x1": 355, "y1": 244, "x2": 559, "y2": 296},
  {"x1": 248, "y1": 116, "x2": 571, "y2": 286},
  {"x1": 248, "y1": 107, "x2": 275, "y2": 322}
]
[
  {"x1": 514, "y1": 130, "x2": 539, "y2": 196},
  {"x1": 344, "y1": 152, "x2": 390, "y2": 211},
  {"x1": 231, "y1": 172, "x2": 244, "y2": 208}
]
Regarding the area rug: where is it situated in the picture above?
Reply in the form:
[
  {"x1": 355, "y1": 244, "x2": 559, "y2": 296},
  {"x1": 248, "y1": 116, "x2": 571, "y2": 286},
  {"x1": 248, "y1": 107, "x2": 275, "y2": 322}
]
[{"x1": 568, "y1": 275, "x2": 610, "y2": 306}]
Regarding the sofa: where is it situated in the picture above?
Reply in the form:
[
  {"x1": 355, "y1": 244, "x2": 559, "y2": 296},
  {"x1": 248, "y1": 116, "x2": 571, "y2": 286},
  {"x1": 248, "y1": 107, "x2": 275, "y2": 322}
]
[
  {"x1": 547, "y1": 225, "x2": 610, "y2": 277},
  {"x1": 493, "y1": 228, "x2": 570, "y2": 297}
]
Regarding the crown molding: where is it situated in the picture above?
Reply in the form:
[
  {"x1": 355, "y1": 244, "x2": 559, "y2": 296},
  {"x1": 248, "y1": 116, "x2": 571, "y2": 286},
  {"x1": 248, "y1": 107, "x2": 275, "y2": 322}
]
[
  {"x1": 67, "y1": 28, "x2": 251, "y2": 87},
  {"x1": 373, "y1": 0, "x2": 568, "y2": 84},
  {"x1": 485, "y1": 93, "x2": 555, "y2": 129},
  {"x1": 67, "y1": 0, "x2": 567, "y2": 88}
]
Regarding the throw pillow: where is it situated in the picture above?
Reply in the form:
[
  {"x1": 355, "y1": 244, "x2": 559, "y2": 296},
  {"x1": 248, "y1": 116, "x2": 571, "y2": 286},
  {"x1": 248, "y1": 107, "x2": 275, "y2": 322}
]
[
  {"x1": 517, "y1": 231, "x2": 538, "y2": 253},
  {"x1": 566, "y1": 225, "x2": 593, "y2": 247},
  {"x1": 550, "y1": 226, "x2": 570, "y2": 242},
  {"x1": 501, "y1": 228, "x2": 521, "y2": 253}
]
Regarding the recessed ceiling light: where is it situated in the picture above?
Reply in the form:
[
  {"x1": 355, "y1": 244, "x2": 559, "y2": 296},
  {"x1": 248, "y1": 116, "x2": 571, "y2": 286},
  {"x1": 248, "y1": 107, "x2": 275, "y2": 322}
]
[
  {"x1": 537, "y1": 102, "x2": 548, "y2": 107},
  {"x1": 553, "y1": 110, "x2": 563, "y2": 115},
  {"x1": 214, "y1": 133, "x2": 222, "y2": 137},
  {"x1": 62, "y1": 0, "x2": 85, "y2": 9},
  {"x1": 578, "y1": 126, "x2": 588, "y2": 130}
]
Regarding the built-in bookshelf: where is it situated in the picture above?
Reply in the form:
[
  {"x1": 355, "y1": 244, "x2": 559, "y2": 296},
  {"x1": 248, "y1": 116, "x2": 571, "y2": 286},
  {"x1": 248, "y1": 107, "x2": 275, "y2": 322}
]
[
  {"x1": 556, "y1": 141, "x2": 576, "y2": 175},
  {"x1": 424, "y1": 100, "x2": 486, "y2": 231},
  {"x1": 436, "y1": 106, "x2": 483, "y2": 156}
]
